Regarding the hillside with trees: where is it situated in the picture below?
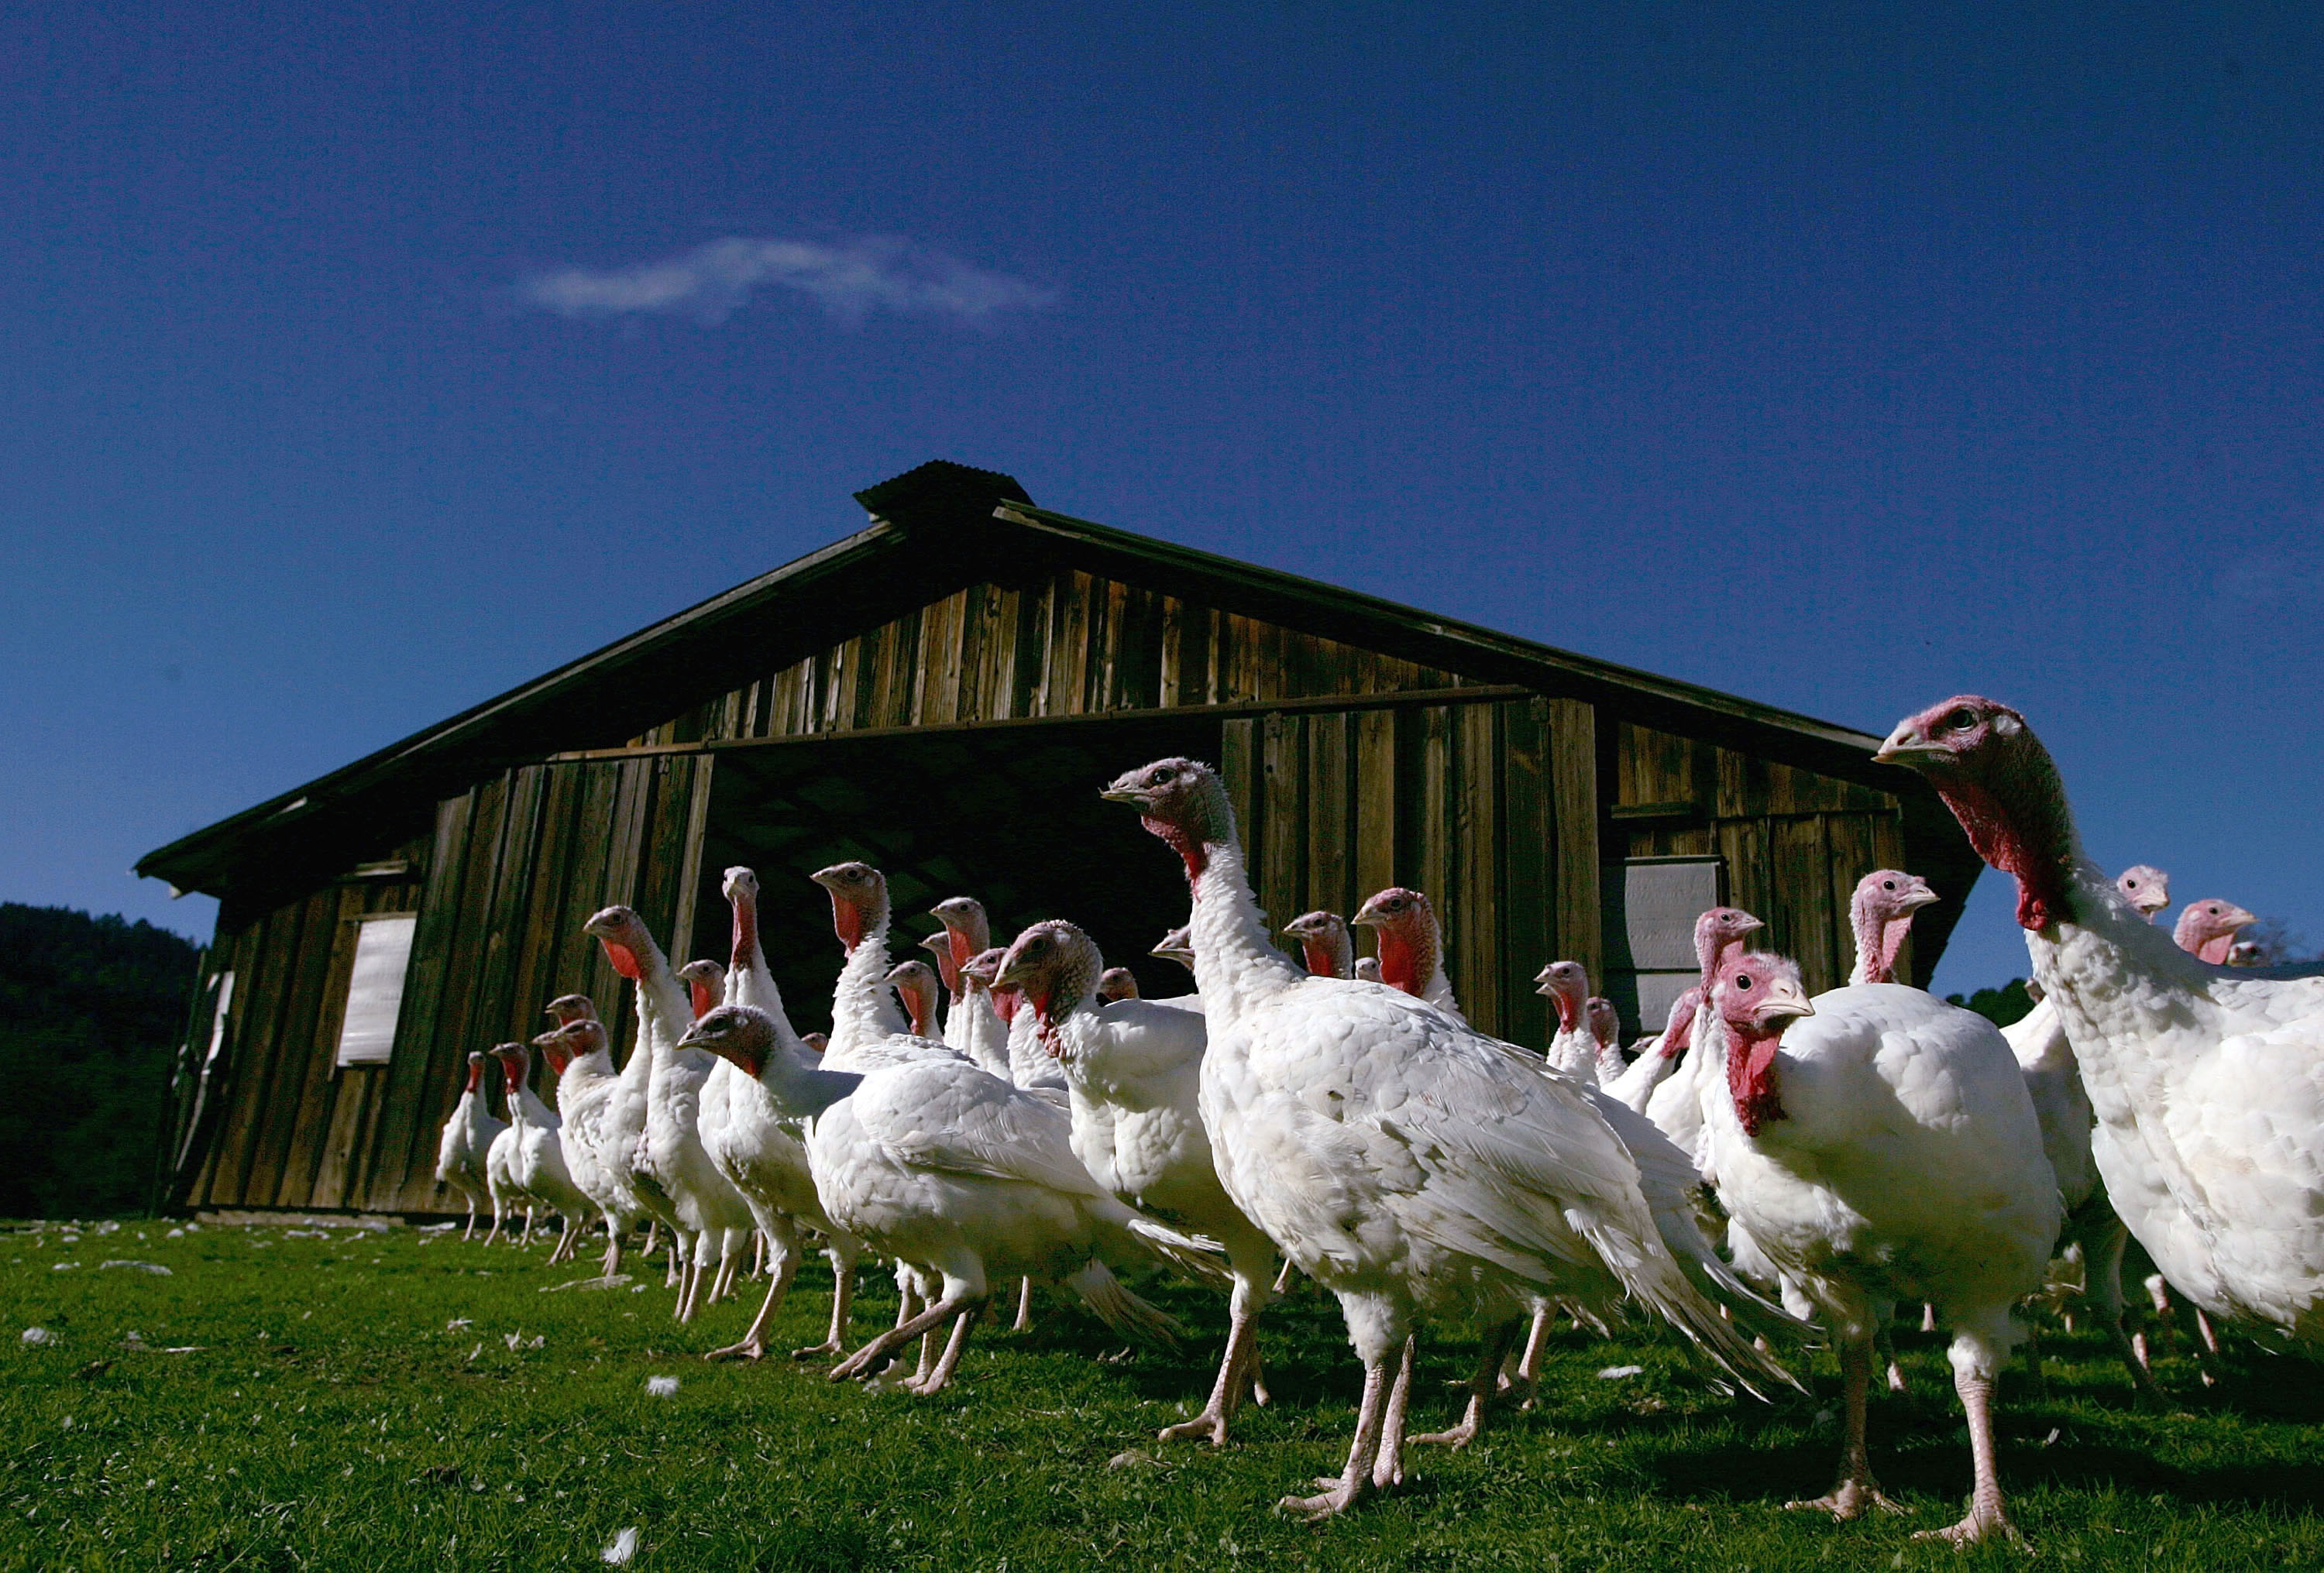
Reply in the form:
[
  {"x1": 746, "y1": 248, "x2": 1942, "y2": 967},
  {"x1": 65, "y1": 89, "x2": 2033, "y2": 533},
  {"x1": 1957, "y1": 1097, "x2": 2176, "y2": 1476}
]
[{"x1": 0, "y1": 904, "x2": 198, "y2": 1218}]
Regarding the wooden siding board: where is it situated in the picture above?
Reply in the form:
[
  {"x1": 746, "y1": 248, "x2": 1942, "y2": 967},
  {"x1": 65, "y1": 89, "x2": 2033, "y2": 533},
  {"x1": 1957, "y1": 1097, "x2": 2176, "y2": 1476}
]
[
  {"x1": 1545, "y1": 697, "x2": 1603, "y2": 987},
  {"x1": 1353, "y1": 707, "x2": 1397, "y2": 917},
  {"x1": 1826, "y1": 811, "x2": 1879, "y2": 984},
  {"x1": 1305, "y1": 710, "x2": 1353, "y2": 922},
  {"x1": 263, "y1": 884, "x2": 368, "y2": 1207},
  {"x1": 1456, "y1": 702, "x2": 1501, "y2": 1034},
  {"x1": 1772, "y1": 815, "x2": 1838, "y2": 994},
  {"x1": 1499, "y1": 697, "x2": 1552, "y2": 1049},
  {"x1": 1221, "y1": 718, "x2": 1260, "y2": 876},
  {"x1": 1260, "y1": 712, "x2": 1305, "y2": 935}
]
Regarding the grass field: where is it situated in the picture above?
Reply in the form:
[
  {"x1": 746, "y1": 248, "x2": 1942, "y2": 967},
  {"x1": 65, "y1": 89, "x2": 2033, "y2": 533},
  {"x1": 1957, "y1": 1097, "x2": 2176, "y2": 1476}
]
[{"x1": 4, "y1": 1217, "x2": 2321, "y2": 1571}]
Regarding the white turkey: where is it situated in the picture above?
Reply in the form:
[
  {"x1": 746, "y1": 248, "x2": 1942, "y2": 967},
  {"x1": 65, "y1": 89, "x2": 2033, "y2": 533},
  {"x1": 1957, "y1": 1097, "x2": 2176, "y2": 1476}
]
[
  {"x1": 1642, "y1": 907, "x2": 1766, "y2": 1166},
  {"x1": 1103, "y1": 756, "x2": 1793, "y2": 1516},
  {"x1": 489, "y1": 1039, "x2": 593, "y2": 1266},
  {"x1": 583, "y1": 904, "x2": 751, "y2": 1317},
  {"x1": 537, "y1": 1001, "x2": 636, "y2": 1274},
  {"x1": 1585, "y1": 998, "x2": 1624, "y2": 1085},
  {"x1": 2173, "y1": 898, "x2": 2259, "y2": 965},
  {"x1": 996, "y1": 919, "x2": 1283, "y2": 1445},
  {"x1": 1879, "y1": 695, "x2": 2324, "y2": 1384},
  {"x1": 1350, "y1": 886, "x2": 1459, "y2": 1015},
  {"x1": 1097, "y1": 967, "x2": 1140, "y2": 1001},
  {"x1": 2116, "y1": 864, "x2": 2170, "y2": 921},
  {"x1": 696, "y1": 864, "x2": 865, "y2": 1362},
  {"x1": 1603, "y1": 989, "x2": 1699, "y2": 1114},
  {"x1": 1532, "y1": 960, "x2": 1596, "y2": 1081},
  {"x1": 682, "y1": 998, "x2": 1225, "y2": 1398},
  {"x1": 928, "y1": 895, "x2": 1004, "y2": 1056},
  {"x1": 435, "y1": 1050, "x2": 505, "y2": 1241},
  {"x1": 887, "y1": 959, "x2": 943, "y2": 1039},
  {"x1": 1282, "y1": 909, "x2": 1354, "y2": 979},
  {"x1": 949, "y1": 946, "x2": 1019, "y2": 1079},
  {"x1": 1702, "y1": 949, "x2": 2061, "y2": 1544},
  {"x1": 808, "y1": 864, "x2": 965, "y2": 1074},
  {"x1": 480, "y1": 1051, "x2": 535, "y2": 1248},
  {"x1": 1844, "y1": 870, "x2": 1939, "y2": 984}
]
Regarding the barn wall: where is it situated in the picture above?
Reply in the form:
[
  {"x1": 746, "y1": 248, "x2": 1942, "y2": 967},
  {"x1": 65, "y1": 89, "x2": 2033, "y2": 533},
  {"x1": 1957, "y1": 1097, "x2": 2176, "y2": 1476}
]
[
  {"x1": 1609, "y1": 720, "x2": 1912, "y2": 994},
  {"x1": 185, "y1": 838, "x2": 428, "y2": 1211}
]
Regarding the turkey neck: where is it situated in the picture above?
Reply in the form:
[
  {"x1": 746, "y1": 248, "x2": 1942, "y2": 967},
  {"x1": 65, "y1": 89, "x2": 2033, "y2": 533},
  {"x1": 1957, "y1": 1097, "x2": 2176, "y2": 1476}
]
[
  {"x1": 1848, "y1": 903, "x2": 1913, "y2": 987},
  {"x1": 824, "y1": 893, "x2": 907, "y2": 1065},
  {"x1": 1188, "y1": 836, "x2": 1305, "y2": 1022}
]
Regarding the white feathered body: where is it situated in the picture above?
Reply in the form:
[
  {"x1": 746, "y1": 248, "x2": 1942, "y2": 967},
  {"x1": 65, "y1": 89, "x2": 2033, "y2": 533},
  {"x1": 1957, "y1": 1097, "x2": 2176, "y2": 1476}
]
[
  {"x1": 2032, "y1": 884, "x2": 2324, "y2": 1339},
  {"x1": 435, "y1": 1086, "x2": 503, "y2": 1208},
  {"x1": 1702, "y1": 983, "x2": 2061, "y2": 1353}
]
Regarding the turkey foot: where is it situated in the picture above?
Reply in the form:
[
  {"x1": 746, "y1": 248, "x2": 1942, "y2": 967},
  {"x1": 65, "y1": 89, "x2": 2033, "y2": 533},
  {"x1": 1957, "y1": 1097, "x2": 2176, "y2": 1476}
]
[
  {"x1": 1913, "y1": 1506, "x2": 2027, "y2": 1547},
  {"x1": 1417, "y1": 1317, "x2": 1520, "y2": 1448},
  {"x1": 1786, "y1": 1476, "x2": 1906, "y2": 1520},
  {"x1": 1278, "y1": 1358, "x2": 1391, "y2": 1520},
  {"x1": 703, "y1": 1338, "x2": 765, "y2": 1362},
  {"x1": 830, "y1": 1293, "x2": 975, "y2": 1382}
]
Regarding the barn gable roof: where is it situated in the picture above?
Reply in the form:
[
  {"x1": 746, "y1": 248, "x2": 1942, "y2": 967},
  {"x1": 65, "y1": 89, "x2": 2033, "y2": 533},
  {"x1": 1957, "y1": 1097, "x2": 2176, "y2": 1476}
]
[{"x1": 138, "y1": 459, "x2": 1923, "y2": 901}]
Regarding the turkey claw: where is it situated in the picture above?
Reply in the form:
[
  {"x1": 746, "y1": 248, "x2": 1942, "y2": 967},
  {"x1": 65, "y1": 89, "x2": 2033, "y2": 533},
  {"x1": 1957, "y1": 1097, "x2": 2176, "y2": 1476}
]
[
  {"x1": 1786, "y1": 1479, "x2": 1906, "y2": 1520},
  {"x1": 1279, "y1": 1481, "x2": 1369, "y2": 1519},
  {"x1": 1913, "y1": 1510, "x2": 2026, "y2": 1547},
  {"x1": 1157, "y1": 1411, "x2": 1230, "y2": 1447}
]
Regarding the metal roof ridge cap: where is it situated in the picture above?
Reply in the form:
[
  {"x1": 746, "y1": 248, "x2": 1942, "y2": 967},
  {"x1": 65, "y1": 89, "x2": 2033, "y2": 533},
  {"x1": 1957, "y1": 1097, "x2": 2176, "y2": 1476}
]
[{"x1": 993, "y1": 502, "x2": 1885, "y2": 750}]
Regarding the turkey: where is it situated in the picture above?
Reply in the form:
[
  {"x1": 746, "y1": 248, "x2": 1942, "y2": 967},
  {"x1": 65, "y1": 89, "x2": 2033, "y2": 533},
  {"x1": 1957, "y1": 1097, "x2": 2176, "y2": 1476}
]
[
  {"x1": 1845, "y1": 871, "x2": 1940, "y2": 985},
  {"x1": 1603, "y1": 990, "x2": 1699, "y2": 1114},
  {"x1": 1585, "y1": 998, "x2": 1625, "y2": 1085},
  {"x1": 682, "y1": 998, "x2": 1226, "y2": 1398},
  {"x1": 677, "y1": 959, "x2": 726, "y2": 1021},
  {"x1": 535, "y1": 1005, "x2": 637, "y2": 1274},
  {"x1": 583, "y1": 904, "x2": 751, "y2": 1317},
  {"x1": 996, "y1": 919, "x2": 1283, "y2": 1446},
  {"x1": 949, "y1": 947, "x2": 1019, "y2": 1079},
  {"x1": 1096, "y1": 967, "x2": 1140, "y2": 1001},
  {"x1": 1282, "y1": 910, "x2": 1355, "y2": 979},
  {"x1": 1642, "y1": 907, "x2": 1766, "y2": 1167},
  {"x1": 1532, "y1": 960, "x2": 1596, "y2": 1080},
  {"x1": 480, "y1": 1051, "x2": 536, "y2": 1248},
  {"x1": 435, "y1": 1051, "x2": 505, "y2": 1240},
  {"x1": 1703, "y1": 949, "x2": 2061, "y2": 1545},
  {"x1": 2228, "y1": 940, "x2": 2266, "y2": 967},
  {"x1": 1103, "y1": 756, "x2": 1793, "y2": 1516},
  {"x1": 1879, "y1": 695, "x2": 2324, "y2": 1379},
  {"x1": 887, "y1": 960, "x2": 943, "y2": 1039},
  {"x1": 809, "y1": 864, "x2": 965, "y2": 1074},
  {"x1": 1150, "y1": 926, "x2": 1195, "y2": 972},
  {"x1": 2116, "y1": 864, "x2": 2171, "y2": 921},
  {"x1": 928, "y1": 896, "x2": 1002, "y2": 1055},
  {"x1": 697, "y1": 864, "x2": 865, "y2": 1362},
  {"x1": 490, "y1": 1039, "x2": 593, "y2": 1266},
  {"x1": 2173, "y1": 898, "x2": 2259, "y2": 966},
  {"x1": 1350, "y1": 887, "x2": 1459, "y2": 1015}
]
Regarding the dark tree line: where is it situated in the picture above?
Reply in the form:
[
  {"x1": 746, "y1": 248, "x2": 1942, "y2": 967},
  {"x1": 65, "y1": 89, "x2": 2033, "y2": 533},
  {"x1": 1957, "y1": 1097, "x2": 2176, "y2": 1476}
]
[{"x1": 0, "y1": 903, "x2": 198, "y2": 1219}]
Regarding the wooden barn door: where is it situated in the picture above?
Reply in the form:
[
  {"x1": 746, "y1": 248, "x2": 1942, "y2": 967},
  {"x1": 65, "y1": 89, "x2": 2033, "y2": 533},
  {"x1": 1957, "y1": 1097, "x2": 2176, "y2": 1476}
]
[{"x1": 1222, "y1": 693, "x2": 1598, "y2": 1046}]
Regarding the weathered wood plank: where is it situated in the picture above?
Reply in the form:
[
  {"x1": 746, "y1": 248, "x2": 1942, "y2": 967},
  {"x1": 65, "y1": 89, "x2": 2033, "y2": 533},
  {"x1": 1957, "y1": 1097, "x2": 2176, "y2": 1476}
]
[
  {"x1": 1825, "y1": 811, "x2": 1879, "y2": 982},
  {"x1": 211, "y1": 897, "x2": 314, "y2": 1204},
  {"x1": 1353, "y1": 707, "x2": 1397, "y2": 912},
  {"x1": 266, "y1": 883, "x2": 370, "y2": 1207},
  {"x1": 1260, "y1": 712, "x2": 1305, "y2": 936},
  {"x1": 1773, "y1": 813, "x2": 1838, "y2": 995},
  {"x1": 364, "y1": 788, "x2": 481, "y2": 1209},
  {"x1": 1455, "y1": 701, "x2": 1501, "y2": 1034},
  {"x1": 1545, "y1": 696, "x2": 1602, "y2": 987},
  {"x1": 1305, "y1": 709, "x2": 1353, "y2": 922},
  {"x1": 1499, "y1": 697, "x2": 1551, "y2": 1049},
  {"x1": 1221, "y1": 717, "x2": 1260, "y2": 874},
  {"x1": 1415, "y1": 706, "x2": 1453, "y2": 929}
]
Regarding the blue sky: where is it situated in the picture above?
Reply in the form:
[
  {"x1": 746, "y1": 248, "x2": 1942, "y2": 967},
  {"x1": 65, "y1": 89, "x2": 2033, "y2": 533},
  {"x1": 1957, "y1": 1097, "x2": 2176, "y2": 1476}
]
[{"x1": 4, "y1": 2, "x2": 2319, "y2": 994}]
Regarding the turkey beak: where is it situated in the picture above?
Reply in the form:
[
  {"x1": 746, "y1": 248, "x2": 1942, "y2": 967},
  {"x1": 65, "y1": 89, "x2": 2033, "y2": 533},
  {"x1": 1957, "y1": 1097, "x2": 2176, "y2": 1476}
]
[
  {"x1": 1098, "y1": 786, "x2": 1147, "y2": 805},
  {"x1": 1872, "y1": 724, "x2": 1944, "y2": 768},
  {"x1": 1900, "y1": 885, "x2": 1942, "y2": 911},
  {"x1": 1752, "y1": 979, "x2": 1815, "y2": 1027}
]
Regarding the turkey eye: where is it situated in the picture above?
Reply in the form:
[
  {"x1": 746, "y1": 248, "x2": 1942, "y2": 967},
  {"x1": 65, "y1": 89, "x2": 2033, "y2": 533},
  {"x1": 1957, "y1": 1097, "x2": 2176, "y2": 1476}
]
[
  {"x1": 1947, "y1": 709, "x2": 1975, "y2": 730},
  {"x1": 1881, "y1": 880, "x2": 1896, "y2": 891},
  {"x1": 1152, "y1": 768, "x2": 1176, "y2": 784}
]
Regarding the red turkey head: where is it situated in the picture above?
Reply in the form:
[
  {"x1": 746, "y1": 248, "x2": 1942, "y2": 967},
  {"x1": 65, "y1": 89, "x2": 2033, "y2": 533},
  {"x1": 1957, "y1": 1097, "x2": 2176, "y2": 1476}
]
[
  {"x1": 885, "y1": 960, "x2": 940, "y2": 1038},
  {"x1": 1354, "y1": 956, "x2": 1383, "y2": 983},
  {"x1": 1850, "y1": 871, "x2": 1939, "y2": 985},
  {"x1": 1875, "y1": 696, "x2": 2078, "y2": 932},
  {"x1": 1714, "y1": 953, "x2": 1814, "y2": 1137},
  {"x1": 1655, "y1": 987, "x2": 1701, "y2": 1062},
  {"x1": 462, "y1": 1049, "x2": 488, "y2": 1095},
  {"x1": 584, "y1": 906, "x2": 652, "y2": 981},
  {"x1": 1586, "y1": 997, "x2": 1620, "y2": 1052},
  {"x1": 1098, "y1": 967, "x2": 1140, "y2": 1001},
  {"x1": 802, "y1": 1032, "x2": 829, "y2": 1054},
  {"x1": 676, "y1": 960, "x2": 726, "y2": 1021},
  {"x1": 1353, "y1": 888, "x2": 1440, "y2": 999},
  {"x1": 961, "y1": 946, "x2": 1019, "y2": 1019},
  {"x1": 810, "y1": 862, "x2": 887, "y2": 953},
  {"x1": 491, "y1": 1042, "x2": 530, "y2": 1103},
  {"x1": 1102, "y1": 757, "x2": 1234, "y2": 881},
  {"x1": 2173, "y1": 898, "x2": 2258, "y2": 965},
  {"x1": 678, "y1": 1003, "x2": 774, "y2": 1079},
  {"x1": 995, "y1": 921, "x2": 1102, "y2": 1054},
  {"x1": 533, "y1": 1018, "x2": 604, "y2": 1070},
  {"x1": 1693, "y1": 908, "x2": 1765, "y2": 994},
  {"x1": 1282, "y1": 910, "x2": 1354, "y2": 979},
  {"x1": 2116, "y1": 864, "x2": 2169, "y2": 921},
  {"x1": 724, "y1": 865, "x2": 765, "y2": 977},
  {"x1": 928, "y1": 897, "x2": 992, "y2": 985},
  {"x1": 1150, "y1": 926, "x2": 1195, "y2": 973},
  {"x1": 544, "y1": 994, "x2": 599, "y2": 1027},
  {"x1": 918, "y1": 929, "x2": 962, "y2": 998},
  {"x1": 2228, "y1": 939, "x2": 2264, "y2": 967},
  {"x1": 1532, "y1": 960, "x2": 1589, "y2": 1030}
]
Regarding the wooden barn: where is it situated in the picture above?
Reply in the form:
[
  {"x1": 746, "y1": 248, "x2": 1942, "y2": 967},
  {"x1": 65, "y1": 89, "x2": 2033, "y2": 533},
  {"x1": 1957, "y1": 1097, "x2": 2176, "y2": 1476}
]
[{"x1": 137, "y1": 460, "x2": 1983, "y2": 1217}]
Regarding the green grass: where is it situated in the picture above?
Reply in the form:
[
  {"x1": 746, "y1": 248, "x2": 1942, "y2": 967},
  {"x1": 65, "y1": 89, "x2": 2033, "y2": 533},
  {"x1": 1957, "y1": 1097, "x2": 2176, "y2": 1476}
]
[{"x1": 2, "y1": 1219, "x2": 2320, "y2": 1571}]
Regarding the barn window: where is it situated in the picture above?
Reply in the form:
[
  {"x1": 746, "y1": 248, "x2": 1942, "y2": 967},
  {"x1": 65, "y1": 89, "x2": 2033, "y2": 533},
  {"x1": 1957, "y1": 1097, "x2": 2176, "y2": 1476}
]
[
  {"x1": 1601, "y1": 855, "x2": 1725, "y2": 1033},
  {"x1": 335, "y1": 914, "x2": 417, "y2": 1067}
]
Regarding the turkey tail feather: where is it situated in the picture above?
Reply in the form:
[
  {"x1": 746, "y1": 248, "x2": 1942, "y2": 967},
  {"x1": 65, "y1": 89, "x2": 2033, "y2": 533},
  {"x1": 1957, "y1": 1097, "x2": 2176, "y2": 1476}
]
[{"x1": 1064, "y1": 1259, "x2": 1185, "y2": 1351}]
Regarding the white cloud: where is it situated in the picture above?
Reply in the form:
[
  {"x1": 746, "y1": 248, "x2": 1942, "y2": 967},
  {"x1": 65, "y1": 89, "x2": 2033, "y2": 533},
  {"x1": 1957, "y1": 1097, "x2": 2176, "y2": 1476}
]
[{"x1": 520, "y1": 235, "x2": 1050, "y2": 327}]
